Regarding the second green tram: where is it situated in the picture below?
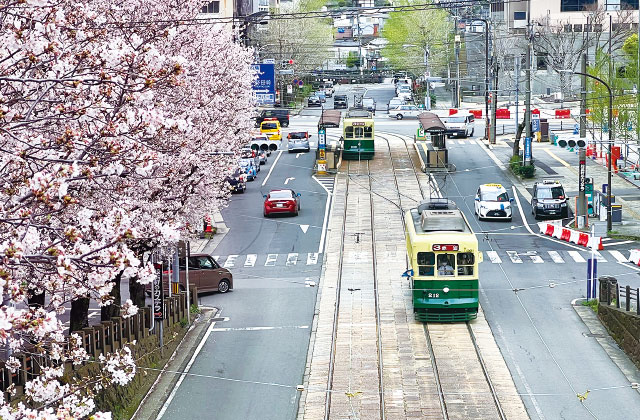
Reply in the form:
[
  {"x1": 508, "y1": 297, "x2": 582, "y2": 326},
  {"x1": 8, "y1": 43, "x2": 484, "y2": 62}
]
[
  {"x1": 342, "y1": 109, "x2": 374, "y2": 160},
  {"x1": 405, "y1": 199, "x2": 482, "y2": 322}
]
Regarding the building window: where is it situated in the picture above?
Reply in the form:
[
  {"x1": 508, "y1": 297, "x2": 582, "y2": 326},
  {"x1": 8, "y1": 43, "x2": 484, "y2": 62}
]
[
  {"x1": 573, "y1": 24, "x2": 583, "y2": 32},
  {"x1": 537, "y1": 54, "x2": 548, "y2": 71},
  {"x1": 514, "y1": 11, "x2": 526, "y2": 20},
  {"x1": 491, "y1": 0, "x2": 505, "y2": 12},
  {"x1": 201, "y1": 1, "x2": 220, "y2": 14},
  {"x1": 560, "y1": 0, "x2": 597, "y2": 12},
  {"x1": 621, "y1": 0, "x2": 639, "y2": 9},
  {"x1": 564, "y1": 24, "x2": 573, "y2": 32},
  {"x1": 594, "y1": 23, "x2": 603, "y2": 31}
]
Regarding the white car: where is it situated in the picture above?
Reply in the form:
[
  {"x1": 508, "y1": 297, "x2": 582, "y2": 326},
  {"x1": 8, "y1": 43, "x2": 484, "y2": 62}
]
[
  {"x1": 474, "y1": 183, "x2": 514, "y2": 221},
  {"x1": 387, "y1": 97, "x2": 407, "y2": 111},
  {"x1": 388, "y1": 104, "x2": 421, "y2": 120},
  {"x1": 443, "y1": 114, "x2": 474, "y2": 138}
]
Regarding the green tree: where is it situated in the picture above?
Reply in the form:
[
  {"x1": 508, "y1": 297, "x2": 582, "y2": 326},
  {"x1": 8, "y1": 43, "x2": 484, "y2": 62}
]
[
  {"x1": 346, "y1": 51, "x2": 360, "y2": 68},
  {"x1": 381, "y1": 1, "x2": 452, "y2": 75}
]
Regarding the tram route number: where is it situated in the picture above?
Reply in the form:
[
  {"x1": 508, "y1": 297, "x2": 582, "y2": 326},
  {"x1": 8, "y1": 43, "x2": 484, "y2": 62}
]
[
  {"x1": 427, "y1": 293, "x2": 440, "y2": 298},
  {"x1": 432, "y1": 244, "x2": 459, "y2": 251},
  {"x1": 352, "y1": 122, "x2": 366, "y2": 126}
]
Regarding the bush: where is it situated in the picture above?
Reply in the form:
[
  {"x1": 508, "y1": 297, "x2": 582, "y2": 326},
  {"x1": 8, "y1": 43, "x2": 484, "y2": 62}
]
[{"x1": 510, "y1": 156, "x2": 535, "y2": 178}]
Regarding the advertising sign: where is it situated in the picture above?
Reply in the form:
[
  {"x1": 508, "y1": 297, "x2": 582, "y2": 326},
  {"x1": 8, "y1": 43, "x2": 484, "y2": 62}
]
[
  {"x1": 579, "y1": 158, "x2": 586, "y2": 193},
  {"x1": 153, "y1": 265, "x2": 164, "y2": 320},
  {"x1": 252, "y1": 63, "x2": 275, "y2": 105},
  {"x1": 532, "y1": 115, "x2": 540, "y2": 133},
  {"x1": 524, "y1": 137, "x2": 532, "y2": 164},
  {"x1": 318, "y1": 128, "x2": 326, "y2": 149}
]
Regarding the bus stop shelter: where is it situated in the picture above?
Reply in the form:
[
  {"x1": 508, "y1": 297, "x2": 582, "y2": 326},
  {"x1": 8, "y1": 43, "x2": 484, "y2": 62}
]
[
  {"x1": 318, "y1": 109, "x2": 341, "y2": 129},
  {"x1": 415, "y1": 112, "x2": 452, "y2": 171}
]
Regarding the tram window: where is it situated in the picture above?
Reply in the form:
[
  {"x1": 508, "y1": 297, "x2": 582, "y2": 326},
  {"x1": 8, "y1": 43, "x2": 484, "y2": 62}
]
[
  {"x1": 364, "y1": 126, "x2": 373, "y2": 138},
  {"x1": 457, "y1": 253, "x2": 474, "y2": 275},
  {"x1": 417, "y1": 252, "x2": 435, "y2": 276},
  {"x1": 354, "y1": 127, "x2": 364, "y2": 138},
  {"x1": 437, "y1": 254, "x2": 455, "y2": 276},
  {"x1": 345, "y1": 126, "x2": 354, "y2": 139}
]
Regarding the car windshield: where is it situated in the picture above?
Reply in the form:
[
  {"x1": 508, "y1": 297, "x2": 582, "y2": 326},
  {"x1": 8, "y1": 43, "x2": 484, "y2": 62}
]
[
  {"x1": 239, "y1": 159, "x2": 253, "y2": 166},
  {"x1": 262, "y1": 123, "x2": 278, "y2": 130},
  {"x1": 537, "y1": 186, "x2": 565, "y2": 199},
  {"x1": 269, "y1": 191, "x2": 293, "y2": 199},
  {"x1": 482, "y1": 191, "x2": 509, "y2": 202},
  {"x1": 335, "y1": 96, "x2": 347, "y2": 100},
  {"x1": 447, "y1": 117, "x2": 466, "y2": 123},
  {"x1": 290, "y1": 132, "x2": 307, "y2": 139}
]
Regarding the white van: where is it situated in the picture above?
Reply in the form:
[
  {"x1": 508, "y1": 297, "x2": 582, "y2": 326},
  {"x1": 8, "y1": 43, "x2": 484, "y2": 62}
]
[{"x1": 443, "y1": 114, "x2": 475, "y2": 138}]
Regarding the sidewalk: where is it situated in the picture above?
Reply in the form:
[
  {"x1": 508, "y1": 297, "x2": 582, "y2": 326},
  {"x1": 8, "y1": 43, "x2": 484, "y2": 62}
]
[
  {"x1": 191, "y1": 209, "x2": 228, "y2": 255},
  {"x1": 482, "y1": 134, "x2": 640, "y2": 239}
]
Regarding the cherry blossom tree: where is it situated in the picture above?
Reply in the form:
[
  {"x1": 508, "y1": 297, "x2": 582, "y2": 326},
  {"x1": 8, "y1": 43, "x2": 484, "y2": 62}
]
[{"x1": 0, "y1": 0, "x2": 254, "y2": 416}]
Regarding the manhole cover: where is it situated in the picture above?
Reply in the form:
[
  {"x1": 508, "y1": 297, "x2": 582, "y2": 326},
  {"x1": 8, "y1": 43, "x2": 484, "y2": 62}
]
[
  {"x1": 583, "y1": 332, "x2": 606, "y2": 338},
  {"x1": 621, "y1": 196, "x2": 640, "y2": 201}
]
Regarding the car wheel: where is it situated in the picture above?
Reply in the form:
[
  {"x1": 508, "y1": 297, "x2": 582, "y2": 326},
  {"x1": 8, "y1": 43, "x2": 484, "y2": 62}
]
[
  {"x1": 294, "y1": 209, "x2": 299, "y2": 216},
  {"x1": 507, "y1": 217, "x2": 513, "y2": 222},
  {"x1": 533, "y1": 209, "x2": 540, "y2": 220},
  {"x1": 562, "y1": 209, "x2": 569, "y2": 219},
  {"x1": 471, "y1": 128, "x2": 475, "y2": 136},
  {"x1": 396, "y1": 114, "x2": 403, "y2": 120},
  {"x1": 218, "y1": 279, "x2": 230, "y2": 293},
  {"x1": 263, "y1": 209, "x2": 268, "y2": 217},
  {"x1": 306, "y1": 148, "x2": 310, "y2": 152}
]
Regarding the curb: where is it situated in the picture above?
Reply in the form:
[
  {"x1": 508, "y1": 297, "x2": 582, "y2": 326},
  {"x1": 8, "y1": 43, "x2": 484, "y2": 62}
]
[
  {"x1": 132, "y1": 307, "x2": 219, "y2": 420},
  {"x1": 571, "y1": 298, "x2": 640, "y2": 395}
]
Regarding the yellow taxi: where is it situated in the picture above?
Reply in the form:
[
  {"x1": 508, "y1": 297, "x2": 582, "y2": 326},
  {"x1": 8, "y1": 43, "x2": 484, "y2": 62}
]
[{"x1": 260, "y1": 118, "x2": 282, "y2": 141}]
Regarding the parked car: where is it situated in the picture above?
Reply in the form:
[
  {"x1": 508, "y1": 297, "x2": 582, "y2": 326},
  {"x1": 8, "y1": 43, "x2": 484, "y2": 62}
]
[
  {"x1": 239, "y1": 158, "x2": 258, "y2": 181},
  {"x1": 308, "y1": 95, "x2": 322, "y2": 107},
  {"x1": 287, "y1": 131, "x2": 311, "y2": 152},
  {"x1": 321, "y1": 82, "x2": 334, "y2": 97},
  {"x1": 258, "y1": 150, "x2": 268, "y2": 165},
  {"x1": 263, "y1": 189, "x2": 301, "y2": 217},
  {"x1": 388, "y1": 104, "x2": 421, "y2": 120},
  {"x1": 531, "y1": 180, "x2": 568, "y2": 220},
  {"x1": 362, "y1": 97, "x2": 376, "y2": 114},
  {"x1": 387, "y1": 97, "x2": 407, "y2": 112},
  {"x1": 316, "y1": 91, "x2": 327, "y2": 103},
  {"x1": 260, "y1": 118, "x2": 282, "y2": 140},
  {"x1": 240, "y1": 147, "x2": 260, "y2": 169},
  {"x1": 146, "y1": 254, "x2": 233, "y2": 295},
  {"x1": 226, "y1": 167, "x2": 247, "y2": 193},
  {"x1": 443, "y1": 114, "x2": 474, "y2": 138},
  {"x1": 334, "y1": 94, "x2": 348, "y2": 109},
  {"x1": 255, "y1": 109, "x2": 290, "y2": 127}
]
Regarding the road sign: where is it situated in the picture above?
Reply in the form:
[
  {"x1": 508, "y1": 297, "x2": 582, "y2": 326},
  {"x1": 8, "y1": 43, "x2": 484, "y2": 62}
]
[
  {"x1": 287, "y1": 85, "x2": 293, "y2": 94},
  {"x1": 293, "y1": 79, "x2": 298, "y2": 85},
  {"x1": 263, "y1": 58, "x2": 275, "y2": 64},
  {"x1": 573, "y1": 124, "x2": 579, "y2": 135},
  {"x1": 153, "y1": 266, "x2": 164, "y2": 320},
  {"x1": 278, "y1": 69, "x2": 294, "y2": 75},
  {"x1": 318, "y1": 128, "x2": 326, "y2": 149},
  {"x1": 524, "y1": 137, "x2": 532, "y2": 164},
  {"x1": 532, "y1": 115, "x2": 540, "y2": 133},
  {"x1": 252, "y1": 63, "x2": 275, "y2": 105},
  {"x1": 298, "y1": 80, "x2": 303, "y2": 87}
]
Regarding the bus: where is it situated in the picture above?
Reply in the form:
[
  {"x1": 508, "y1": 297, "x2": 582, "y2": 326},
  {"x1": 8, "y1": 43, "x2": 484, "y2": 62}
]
[
  {"x1": 405, "y1": 199, "x2": 482, "y2": 322},
  {"x1": 342, "y1": 109, "x2": 374, "y2": 160}
]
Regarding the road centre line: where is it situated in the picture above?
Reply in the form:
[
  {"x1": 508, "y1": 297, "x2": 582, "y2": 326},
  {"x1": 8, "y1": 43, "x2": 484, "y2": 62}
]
[
  {"x1": 211, "y1": 325, "x2": 309, "y2": 332},
  {"x1": 156, "y1": 310, "x2": 222, "y2": 420},
  {"x1": 544, "y1": 149, "x2": 572, "y2": 168},
  {"x1": 261, "y1": 150, "x2": 283, "y2": 186}
]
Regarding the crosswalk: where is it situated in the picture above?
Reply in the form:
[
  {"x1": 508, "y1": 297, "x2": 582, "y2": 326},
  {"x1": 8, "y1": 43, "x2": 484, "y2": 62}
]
[
  {"x1": 482, "y1": 249, "x2": 636, "y2": 265},
  {"x1": 210, "y1": 249, "x2": 637, "y2": 269},
  {"x1": 213, "y1": 253, "x2": 321, "y2": 268}
]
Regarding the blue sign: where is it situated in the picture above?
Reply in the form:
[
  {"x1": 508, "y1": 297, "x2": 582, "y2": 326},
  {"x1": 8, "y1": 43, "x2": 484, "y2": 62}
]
[
  {"x1": 532, "y1": 117, "x2": 540, "y2": 133},
  {"x1": 573, "y1": 123, "x2": 579, "y2": 135},
  {"x1": 252, "y1": 63, "x2": 275, "y2": 105},
  {"x1": 524, "y1": 137, "x2": 532, "y2": 163}
]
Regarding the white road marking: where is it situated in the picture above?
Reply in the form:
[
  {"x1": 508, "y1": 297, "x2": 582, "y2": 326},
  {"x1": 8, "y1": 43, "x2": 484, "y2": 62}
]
[
  {"x1": 608, "y1": 250, "x2": 628, "y2": 263},
  {"x1": 593, "y1": 251, "x2": 607, "y2": 263},
  {"x1": 286, "y1": 253, "x2": 298, "y2": 266},
  {"x1": 602, "y1": 239, "x2": 635, "y2": 247},
  {"x1": 486, "y1": 251, "x2": 502, "y2": 264},
  {"x1": 480, "y1": 141, "x2": 507, "y2": 170},
  {"x1": 506, "y1": 251, "x2": 523, "y2": 264},
  {"x1": 261, "y1": 150, "x2": 283, "y2": 186},
  {"x1": 223, "y1": 255, "x2": 238, "y2": 268},
  {"x1": 568, "y1": 251, "x2": 586, "y2": 263},
  {"x1": 284, "y1": 176, "x2": 295, "y2": 184},
  {"x1": 296, "y1": 153, "x2": 303, "y2": 159},
  {"x1": 512, "y1": 187, "x2": 535, "y2": 235},
  {"x1": 300, "y1": 224, "x2": 309, "y2": 233},
  {"x1": 547, "y1": 251, "x2": 565, "y2": 263},
  {"x1": 313, "y1": 176, "x2": 333, "y2": 254},
  {"x1": 244, "y1": 254, "x2": 257, "y2": 267},
  {"x1": 156, "y1": 310, "x2": 222, "y2": 420},
  {"x1": 307, "y1": 253, "x2": 319, "y2": 265},
  {"x1": 213, "y1": 255, "x2": 220, "y2": 262},
  {"x1": 530, "y1": 254, "x2": 544, "y2": 263},
  {"x1": 265, "y1": 254, "x2": 278, "y2": 266},
  {"x1": 211, "y1": 325, "x2": 309, "y2": 332}
]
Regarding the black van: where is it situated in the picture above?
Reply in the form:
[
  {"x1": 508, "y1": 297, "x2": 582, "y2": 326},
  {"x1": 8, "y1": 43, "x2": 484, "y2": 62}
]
[{"x1": 255, "y1": 109, "x2": 290, "y2": 127}]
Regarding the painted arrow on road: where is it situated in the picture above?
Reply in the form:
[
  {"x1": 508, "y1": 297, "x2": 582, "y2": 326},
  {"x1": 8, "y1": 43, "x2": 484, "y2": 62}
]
[
  {"x1": 300, "y1": 224, "x2": 309, "y2": 233},
  {"x1": 284, "y1": 177, "x2": 295, "y2": 184}
]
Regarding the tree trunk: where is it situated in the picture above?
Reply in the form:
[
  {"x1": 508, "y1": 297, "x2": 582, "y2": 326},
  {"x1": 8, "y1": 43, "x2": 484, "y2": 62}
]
[
  {"x1": 101, "y1": 271, "x2": 122, "y2": 322},
  {"x1": 70, "y1": 297, "x2": 90, "y2": 333},
  {"x1": 129, "y1": 275, "x2": 147, "y2": 309},
  {"x1": 513, "y1": 121, "x2": 526, "y2": 158}
]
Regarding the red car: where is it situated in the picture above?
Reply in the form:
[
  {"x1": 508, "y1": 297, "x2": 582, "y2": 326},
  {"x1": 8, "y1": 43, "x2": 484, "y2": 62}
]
[{"x1": 263, "y1": 189, "x2": 301, "y2": 217}]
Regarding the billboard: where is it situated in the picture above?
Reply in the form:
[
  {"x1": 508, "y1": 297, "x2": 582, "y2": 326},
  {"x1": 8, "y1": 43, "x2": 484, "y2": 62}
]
[{"x1": 252, "y1": 63, "x2": 275, "y2": 105}]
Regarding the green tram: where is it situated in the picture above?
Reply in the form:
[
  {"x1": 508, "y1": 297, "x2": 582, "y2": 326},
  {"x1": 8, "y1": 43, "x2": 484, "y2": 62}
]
[
  {"x1": 405, "y1": 199, "x2": 482, "y2": 322},
  {"x1": 342, "y1": 109, "x2": 374, "y2": 160}
]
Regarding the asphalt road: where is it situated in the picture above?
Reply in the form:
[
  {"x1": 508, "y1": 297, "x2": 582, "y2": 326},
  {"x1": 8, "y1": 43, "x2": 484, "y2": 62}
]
[{"x1": 156, "y1": 81, "x2": 640, "y2": 419}]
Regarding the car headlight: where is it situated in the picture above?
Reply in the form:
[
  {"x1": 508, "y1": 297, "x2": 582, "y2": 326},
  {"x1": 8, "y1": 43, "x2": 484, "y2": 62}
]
[
  {"x1": 561, "y1": 202, "x2": 567, "y2": 207},
  {"x1": 537, "y1": 203, "x2": 544, "y2": 208}
]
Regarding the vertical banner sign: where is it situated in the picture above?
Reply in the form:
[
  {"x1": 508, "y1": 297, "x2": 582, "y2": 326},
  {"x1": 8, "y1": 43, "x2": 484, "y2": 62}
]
[
  {"x1": 252, "y1": 63, "x2": 275, "y2": 105},
  {"x1": 532, "y1": 115, "x2": 540, "y2": 133},
  {"x1": 579, "y1": 157, "x2": 586, "y2": 193},
  {"x1": 318, "y1": 128, "x2": 326, "y2": 160},
  {"x1": 524, "y1": 137, "x2": 532, "y2": 164},
  {"x1": 586, "y1": 259, "x2": 597, "y2": 300},
  {"x1": 153, "y1": 264, "x2": 164, "y2": 320}
]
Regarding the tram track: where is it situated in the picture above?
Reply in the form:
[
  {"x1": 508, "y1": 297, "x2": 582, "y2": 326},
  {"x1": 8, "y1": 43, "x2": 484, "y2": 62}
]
[{"x1": 376, "y1": 131, "x2": 508, "y2": 420}]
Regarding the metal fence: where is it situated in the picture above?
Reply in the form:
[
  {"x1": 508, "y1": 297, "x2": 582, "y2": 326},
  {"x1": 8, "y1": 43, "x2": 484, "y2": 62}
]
[{"x1": 0, "y1": 286, "x2": 196, "y2": 402}]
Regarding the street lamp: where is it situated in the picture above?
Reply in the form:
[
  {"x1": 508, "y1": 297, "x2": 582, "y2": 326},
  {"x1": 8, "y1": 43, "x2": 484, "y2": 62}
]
[{"x1": 560, "y1": 69, "x2": 613, "y2": 232}]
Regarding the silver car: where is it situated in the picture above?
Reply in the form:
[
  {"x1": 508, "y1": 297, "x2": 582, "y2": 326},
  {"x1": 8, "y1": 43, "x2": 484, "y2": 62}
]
[
  {"x1": 287, "y1": 131, "x2": 311, "y2": 153},
  {"x1": 258, "y1": 150, "x2": 268, "y2": 165}
]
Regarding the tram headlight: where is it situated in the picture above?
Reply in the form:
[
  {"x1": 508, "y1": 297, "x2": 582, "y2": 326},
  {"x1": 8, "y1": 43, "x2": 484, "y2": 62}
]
[{"x1": 442, "y1": 287, "x2": 450, "y2": 294}]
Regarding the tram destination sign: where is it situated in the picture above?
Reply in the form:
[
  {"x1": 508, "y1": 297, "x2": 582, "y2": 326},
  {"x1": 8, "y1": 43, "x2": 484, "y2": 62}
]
[
  {"x1": 432, "y1": 244, "x2": 459, "y2": 252},
  {"x1": 352, "y1": 122, "x2": 366, "y2": 126}
]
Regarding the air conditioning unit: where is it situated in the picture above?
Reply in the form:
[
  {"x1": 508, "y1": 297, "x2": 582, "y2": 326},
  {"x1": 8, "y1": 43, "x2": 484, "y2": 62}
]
[{"x1": 513, "y1": 11, "x2": 527, "y2": 29}]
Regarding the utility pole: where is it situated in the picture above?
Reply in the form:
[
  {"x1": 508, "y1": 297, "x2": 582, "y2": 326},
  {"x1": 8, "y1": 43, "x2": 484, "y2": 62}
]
[
  {"x1": 357, "y1": 11, "x2": 363, "y2": 79},
  {"x1": 524, "y1": 0, "x2": 532, "y2": 163},
  {"x1": 515, "y1": 55, "x2": 520, "y2": 136},
  {"x1": 491, "y1": 57, "x2": 498, "y2": 145},
  {"x1": 454, "y1": 16, "x2": 461, "y2": 108},
  {"x1": 580, "y1": 53, "x2": 587, "y2": 138},
  {"x1": 425, "y1": 47, "x2": 431, "y2": 110}
]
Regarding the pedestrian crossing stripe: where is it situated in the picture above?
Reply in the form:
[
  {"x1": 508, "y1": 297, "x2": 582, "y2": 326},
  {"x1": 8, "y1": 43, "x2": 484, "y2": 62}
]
[
  {"x1": 480, "y1": 249, "x2": 639, "y2": 264},
  {"x1": 547, "y1": 251, "x2": 564, "y2": 263},
  {"x1": 608, "y1": 250, "x2": 629, "y2": 263}
]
